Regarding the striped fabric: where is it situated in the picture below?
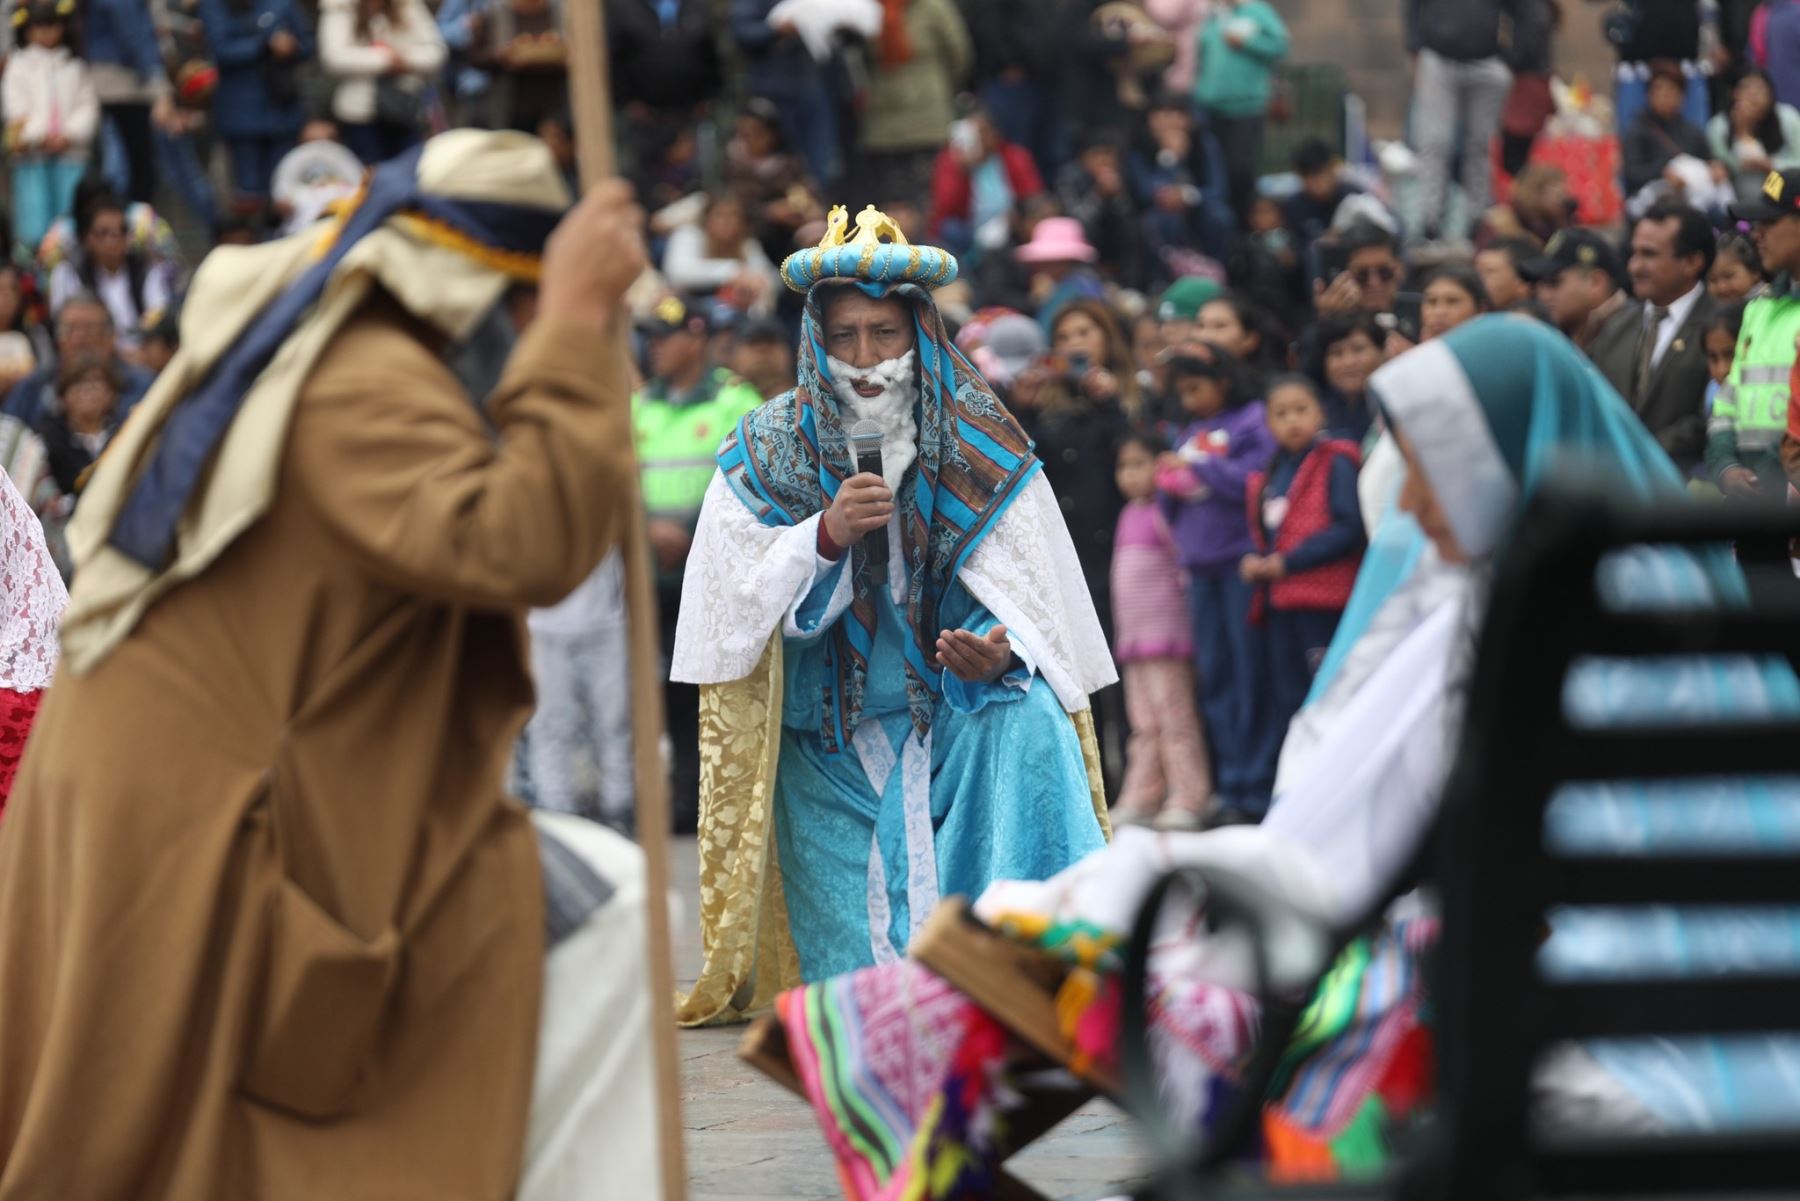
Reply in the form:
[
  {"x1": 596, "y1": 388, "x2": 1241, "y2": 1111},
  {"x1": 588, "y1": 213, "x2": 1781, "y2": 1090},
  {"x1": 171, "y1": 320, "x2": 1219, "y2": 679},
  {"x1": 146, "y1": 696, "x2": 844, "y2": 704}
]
[
  {"x1": 776, "y1": 961, "x2": 1002, "y2": 1200},
  {"x1": 1267, "y1": 917, "x2": 1438, "y2": 1138},
  {"x1": 778, "y1": 918, "x2": 1439, "y2": 1197},
  {"x1": 717, "y1": 280, "x2": 1039, "y2": 751}
]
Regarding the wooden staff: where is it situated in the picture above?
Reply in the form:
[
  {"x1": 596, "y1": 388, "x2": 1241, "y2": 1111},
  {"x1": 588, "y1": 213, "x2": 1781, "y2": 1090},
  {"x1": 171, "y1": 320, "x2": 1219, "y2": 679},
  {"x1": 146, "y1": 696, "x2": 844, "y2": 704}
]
[{"x1": 561, "y1": 4, "x2": 688, "y2": 1198}]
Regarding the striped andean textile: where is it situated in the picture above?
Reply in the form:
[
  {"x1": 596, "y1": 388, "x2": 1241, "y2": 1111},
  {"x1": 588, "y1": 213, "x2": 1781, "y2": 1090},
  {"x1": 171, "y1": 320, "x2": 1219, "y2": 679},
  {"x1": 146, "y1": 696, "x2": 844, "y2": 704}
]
[{"x1": 777, "y1": 915, "x2": 1439, "y2": 1199}]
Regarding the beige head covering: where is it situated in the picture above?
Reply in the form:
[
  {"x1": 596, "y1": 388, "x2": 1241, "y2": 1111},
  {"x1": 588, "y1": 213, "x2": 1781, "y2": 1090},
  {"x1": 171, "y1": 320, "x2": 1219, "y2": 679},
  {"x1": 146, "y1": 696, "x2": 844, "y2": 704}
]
[{"x1": 62, "y1": 129, "x2": 572, "y2": 674}]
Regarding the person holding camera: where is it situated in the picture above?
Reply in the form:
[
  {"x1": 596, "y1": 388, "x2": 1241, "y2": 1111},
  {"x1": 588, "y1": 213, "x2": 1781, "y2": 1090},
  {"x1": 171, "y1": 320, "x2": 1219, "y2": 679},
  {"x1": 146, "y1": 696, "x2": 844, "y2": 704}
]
[{"x1": 1009, "y1": 298, "x2": 1139, "y2": 635}]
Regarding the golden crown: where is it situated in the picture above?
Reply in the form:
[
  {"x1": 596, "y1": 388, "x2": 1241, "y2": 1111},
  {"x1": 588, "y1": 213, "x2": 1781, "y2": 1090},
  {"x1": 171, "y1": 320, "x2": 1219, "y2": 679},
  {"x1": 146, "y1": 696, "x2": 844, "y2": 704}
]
[{"x1": 781, "y1": 204, "x2": 955, "y2": 293}]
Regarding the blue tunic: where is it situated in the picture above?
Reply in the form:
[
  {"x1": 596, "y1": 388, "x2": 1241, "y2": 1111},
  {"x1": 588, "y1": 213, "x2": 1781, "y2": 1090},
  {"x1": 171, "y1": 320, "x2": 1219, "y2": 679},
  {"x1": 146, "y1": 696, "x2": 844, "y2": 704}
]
[{"x1": 772, "y1": 560, "x2": 1106, "y2": 981}]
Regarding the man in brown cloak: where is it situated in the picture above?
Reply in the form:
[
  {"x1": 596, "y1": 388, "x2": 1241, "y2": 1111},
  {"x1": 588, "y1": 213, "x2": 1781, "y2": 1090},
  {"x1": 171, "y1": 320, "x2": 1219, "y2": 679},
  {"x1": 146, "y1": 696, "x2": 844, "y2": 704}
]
[{"x1": 0, "y1": 130, "x2": 660, "y2": 1199}]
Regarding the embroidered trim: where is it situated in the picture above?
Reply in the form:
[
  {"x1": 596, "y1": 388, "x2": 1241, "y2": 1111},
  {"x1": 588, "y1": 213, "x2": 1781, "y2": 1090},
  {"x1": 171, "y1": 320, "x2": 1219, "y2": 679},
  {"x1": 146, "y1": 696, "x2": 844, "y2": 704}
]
[
  {"x1": 854, "y1": 721, "x2": 904, "y2": 962},
  {"x1": 900, "y1": 730, "x2": 938, "y2": 945},
  {"x1": 391, "y1": 212, "x2": 544, "y2": 282}
]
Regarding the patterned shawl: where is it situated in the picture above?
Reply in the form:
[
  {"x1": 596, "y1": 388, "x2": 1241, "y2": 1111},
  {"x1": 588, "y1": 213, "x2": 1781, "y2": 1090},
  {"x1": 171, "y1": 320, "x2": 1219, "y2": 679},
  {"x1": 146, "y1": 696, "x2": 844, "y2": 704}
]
[{"x1": 716, "y1": 280, "x2": 1039, "y2": 751}]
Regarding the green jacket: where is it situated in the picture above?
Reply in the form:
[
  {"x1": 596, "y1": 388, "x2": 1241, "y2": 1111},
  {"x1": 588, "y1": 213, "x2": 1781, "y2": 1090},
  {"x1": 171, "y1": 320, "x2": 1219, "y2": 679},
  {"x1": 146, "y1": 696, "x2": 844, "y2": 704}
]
[
  {"x1": 633, "y1": 368, "x2": 762, "y2": 524},
  {"x1": 860, "y1": 0, "x2": 973, "y2": 152},
  {"x1": 1706, "y1": 276, "x2": 1800, "y2": 496},
  {"x1": 1193, "y1": 1, "x2": 1290, "y2": 119}
]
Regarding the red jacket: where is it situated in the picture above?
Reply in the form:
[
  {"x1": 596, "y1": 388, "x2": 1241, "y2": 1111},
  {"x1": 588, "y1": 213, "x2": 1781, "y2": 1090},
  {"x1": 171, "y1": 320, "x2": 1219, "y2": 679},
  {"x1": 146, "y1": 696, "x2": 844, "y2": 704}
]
[
  {"x1": 1247, "y1": 439, "x2": 1362, "y2": 620},
  {"x1": 927, "y1": 143, "x2": 1044, "y2": 239}
]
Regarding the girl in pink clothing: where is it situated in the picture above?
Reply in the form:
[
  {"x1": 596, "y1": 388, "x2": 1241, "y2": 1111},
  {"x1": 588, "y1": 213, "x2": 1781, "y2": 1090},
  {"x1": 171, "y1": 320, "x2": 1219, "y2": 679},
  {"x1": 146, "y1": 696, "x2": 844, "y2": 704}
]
[{"x1": 1110, "y1": 429, "x2": 1212, "y2": 828}]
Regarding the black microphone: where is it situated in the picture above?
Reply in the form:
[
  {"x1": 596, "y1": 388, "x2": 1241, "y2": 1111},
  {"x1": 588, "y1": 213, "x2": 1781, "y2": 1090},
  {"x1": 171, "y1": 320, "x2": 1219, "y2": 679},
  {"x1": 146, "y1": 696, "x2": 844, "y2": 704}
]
[{"x1": 847, "y1": 418, "x2": 887, "y2": 580}]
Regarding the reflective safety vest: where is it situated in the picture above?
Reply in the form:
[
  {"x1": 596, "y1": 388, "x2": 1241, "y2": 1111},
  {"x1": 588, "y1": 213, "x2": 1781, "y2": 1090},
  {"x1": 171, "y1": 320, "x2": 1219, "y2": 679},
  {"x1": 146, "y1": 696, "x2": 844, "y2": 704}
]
[
  {"x1": 632, "y1": 368, "x2": 763, "y2": 523},
  {"x1": 1714, "y1": 282, "x2": 1800, "y2": 461}
]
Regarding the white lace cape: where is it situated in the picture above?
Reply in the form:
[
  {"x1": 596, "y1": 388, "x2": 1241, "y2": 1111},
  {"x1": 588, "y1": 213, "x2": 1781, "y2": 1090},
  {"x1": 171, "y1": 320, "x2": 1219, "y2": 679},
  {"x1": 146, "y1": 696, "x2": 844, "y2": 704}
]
[
  {"x1": 671, "y1": 470, "x2": 1116, "y2": 712},
  {"x1": 0, "y1": 469, "x2": 64, "y2": 693}
]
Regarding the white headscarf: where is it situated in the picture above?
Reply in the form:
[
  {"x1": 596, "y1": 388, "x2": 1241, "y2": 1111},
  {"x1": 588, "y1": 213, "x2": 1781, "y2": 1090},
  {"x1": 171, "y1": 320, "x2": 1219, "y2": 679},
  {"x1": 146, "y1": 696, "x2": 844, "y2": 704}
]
[{"x1": 62, "y1": 130, "x2": 571, "y2": 674}]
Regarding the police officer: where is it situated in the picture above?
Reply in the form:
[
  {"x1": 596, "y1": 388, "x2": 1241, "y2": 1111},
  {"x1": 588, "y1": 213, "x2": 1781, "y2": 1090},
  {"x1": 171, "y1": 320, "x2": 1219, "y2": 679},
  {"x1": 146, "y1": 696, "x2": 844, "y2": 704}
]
[{"x1": 633, "y1": 294, "x2": 762, "y2": 829}]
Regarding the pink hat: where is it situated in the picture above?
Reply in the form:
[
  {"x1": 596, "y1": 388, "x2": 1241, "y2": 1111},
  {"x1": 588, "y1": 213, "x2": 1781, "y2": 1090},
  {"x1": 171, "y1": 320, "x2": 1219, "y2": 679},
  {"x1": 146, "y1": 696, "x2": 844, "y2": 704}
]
[{"x1": 1014, "y1": 217, "x2": 1099, "y2": 264}]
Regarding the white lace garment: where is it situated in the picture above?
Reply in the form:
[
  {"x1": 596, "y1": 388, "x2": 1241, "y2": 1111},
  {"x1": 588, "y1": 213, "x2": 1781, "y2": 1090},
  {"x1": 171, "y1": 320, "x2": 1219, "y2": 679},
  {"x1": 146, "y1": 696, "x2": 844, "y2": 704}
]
[
  {"x1": 671, "y1": 470, "x2": 1116, "y2": 712},
  {"x1": 0, "y1": 469, "x2": 65, "y2": 693}
]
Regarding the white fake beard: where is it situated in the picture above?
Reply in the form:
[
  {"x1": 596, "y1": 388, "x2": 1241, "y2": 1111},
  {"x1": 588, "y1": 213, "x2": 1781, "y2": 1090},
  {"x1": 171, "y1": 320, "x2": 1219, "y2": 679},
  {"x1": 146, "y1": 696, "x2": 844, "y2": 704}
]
[{"x1": 827, "y1": 350, "x2": 918, "y2": 494}]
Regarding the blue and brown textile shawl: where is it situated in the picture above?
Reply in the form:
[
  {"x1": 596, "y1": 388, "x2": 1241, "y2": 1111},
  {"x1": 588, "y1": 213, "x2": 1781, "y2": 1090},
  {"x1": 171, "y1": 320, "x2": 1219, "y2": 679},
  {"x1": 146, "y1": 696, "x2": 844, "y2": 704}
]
[
  {"x1": 105, "y1": 143, "x2": 564, "y2": 570},
  {"x1": 715, "y1": 280, "x2": 1041, "y2": 753}
]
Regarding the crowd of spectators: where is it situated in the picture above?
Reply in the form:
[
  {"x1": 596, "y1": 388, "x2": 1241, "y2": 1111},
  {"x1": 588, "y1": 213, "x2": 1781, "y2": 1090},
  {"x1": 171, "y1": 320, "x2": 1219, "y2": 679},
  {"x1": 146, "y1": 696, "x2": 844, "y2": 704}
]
[{"x1": 0, "y1": 0, "x2": 1795, "y2": 828}]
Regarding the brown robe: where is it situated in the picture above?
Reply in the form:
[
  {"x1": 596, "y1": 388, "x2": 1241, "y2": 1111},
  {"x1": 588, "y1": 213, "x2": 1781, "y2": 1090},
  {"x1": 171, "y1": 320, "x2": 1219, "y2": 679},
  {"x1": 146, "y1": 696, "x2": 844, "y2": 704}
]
[{"x1": 0, "y1": 296, "x2": 631, "y2": 1199}]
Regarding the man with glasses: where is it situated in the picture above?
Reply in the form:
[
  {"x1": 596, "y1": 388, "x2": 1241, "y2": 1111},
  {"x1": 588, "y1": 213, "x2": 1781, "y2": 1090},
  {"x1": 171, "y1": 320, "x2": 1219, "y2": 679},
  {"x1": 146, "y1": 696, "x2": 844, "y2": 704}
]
[
  {"x1": 1315, "y1": 221, "x2": 1404, "y2": 321},
  {"x1": 47, "y1": 195, "x2": 173, "y2": 363},
  {"x1": 0, "y1": 294, "x2": 153, "y2": 428}
]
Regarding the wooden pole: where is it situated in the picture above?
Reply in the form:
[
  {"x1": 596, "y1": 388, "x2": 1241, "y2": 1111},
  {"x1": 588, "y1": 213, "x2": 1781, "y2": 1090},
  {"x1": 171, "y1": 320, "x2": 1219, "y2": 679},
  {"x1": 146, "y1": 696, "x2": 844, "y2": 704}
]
[{"x1": 561, "y1": 4, "x2": 688, "y2": 1198}]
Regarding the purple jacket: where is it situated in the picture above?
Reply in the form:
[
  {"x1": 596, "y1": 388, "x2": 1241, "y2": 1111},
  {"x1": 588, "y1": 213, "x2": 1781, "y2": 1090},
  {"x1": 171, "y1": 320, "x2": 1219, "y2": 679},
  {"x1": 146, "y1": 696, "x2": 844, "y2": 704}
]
[{"x1": 1158, "y1": 402, "x2": 1277, "y2": 573}]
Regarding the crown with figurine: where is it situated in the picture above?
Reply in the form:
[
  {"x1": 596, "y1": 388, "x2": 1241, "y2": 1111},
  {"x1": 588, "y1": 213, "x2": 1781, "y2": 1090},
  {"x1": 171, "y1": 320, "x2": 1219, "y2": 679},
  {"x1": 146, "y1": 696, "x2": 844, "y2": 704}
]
[{"x1": 779, "y1": 204, "x2": 959, "y2": 294}]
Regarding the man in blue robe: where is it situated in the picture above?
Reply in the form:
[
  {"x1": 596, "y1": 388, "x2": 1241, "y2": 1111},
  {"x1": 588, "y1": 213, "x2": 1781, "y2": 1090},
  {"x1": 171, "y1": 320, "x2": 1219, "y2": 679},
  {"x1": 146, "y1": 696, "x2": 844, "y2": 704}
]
[{"x1": 672, "y1": 208, "x2": 1115, "y2": 1022}]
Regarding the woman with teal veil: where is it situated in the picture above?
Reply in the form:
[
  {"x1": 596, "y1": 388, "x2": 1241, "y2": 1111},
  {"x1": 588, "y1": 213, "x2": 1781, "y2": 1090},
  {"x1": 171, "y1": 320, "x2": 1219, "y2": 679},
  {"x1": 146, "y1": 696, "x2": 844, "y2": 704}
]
[
  {"x1": 771, "y1": 315, "x2": 1800, "y2": 1197},
  {"x1": 1252, "y1": 312, "x2": 1800, "y2": 1147},
  {"x1": 1361, "y1": 315, "x2": 1800, "y2": 1132}
]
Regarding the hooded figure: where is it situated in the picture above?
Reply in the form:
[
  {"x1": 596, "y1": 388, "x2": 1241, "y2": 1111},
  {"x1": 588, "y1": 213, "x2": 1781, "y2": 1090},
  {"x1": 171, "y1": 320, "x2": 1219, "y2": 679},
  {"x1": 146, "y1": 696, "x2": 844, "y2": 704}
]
[
  {"x1": 672, "y1": 206, "x2": 1114, "y2": 1023},
  {"x1": 0, "y1": 130, "x2": 661, "y2": 1200}
]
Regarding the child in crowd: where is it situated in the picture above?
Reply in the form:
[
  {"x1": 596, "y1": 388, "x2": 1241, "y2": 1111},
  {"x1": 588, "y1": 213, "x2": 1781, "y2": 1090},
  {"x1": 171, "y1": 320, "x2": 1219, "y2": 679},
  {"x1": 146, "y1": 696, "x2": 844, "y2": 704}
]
[
  {"x1": 1703, "y1": 303, "x2": 1744, "y2": 420},
  {"x1": 1708, "y1": 232, "x2": 1768, "y2": 303},
  {"x1": 2, "y1": 0, "x2": 98, "y2": 253},
  {"x1": 1695, "y1": 302, "x2": 1743, "y2": 495},
  {"x1": 1281, "y1": 137, "x2": 1356, "y2": 245},
  {"x1": 1110, "y1": 428, "x2": 1211, "y2": 829},
  {"x1": 40, "y1": 351, "x2": 117, "y2": 496},
  {"x1": 1311, "y1": 312, "x2": 1385, "y2": 444},
  {"x1": 1239, "y1": 374, "x2": 1363, "y2": 794},
  {"x1": 1155, "y1": 342, "x2": 1276, "y2": 821},
  {"x1": 1703, "y1": 302, "x2": 1783, "y2": 501}
]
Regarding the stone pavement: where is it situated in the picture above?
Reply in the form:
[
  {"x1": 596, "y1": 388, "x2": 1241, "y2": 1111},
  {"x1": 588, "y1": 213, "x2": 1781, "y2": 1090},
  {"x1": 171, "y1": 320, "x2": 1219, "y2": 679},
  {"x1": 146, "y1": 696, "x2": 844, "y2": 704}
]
[{"x1": 669, "y1": 836, "x2": 1153, "y2": 1201}]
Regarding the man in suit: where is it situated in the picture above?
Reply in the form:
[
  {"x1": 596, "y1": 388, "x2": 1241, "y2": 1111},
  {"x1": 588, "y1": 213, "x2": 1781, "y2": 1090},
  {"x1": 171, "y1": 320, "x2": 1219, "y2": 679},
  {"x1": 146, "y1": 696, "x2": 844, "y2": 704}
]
[{"x1": 1588, "y1": 200, "x2": 1716, "y2": 474}]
